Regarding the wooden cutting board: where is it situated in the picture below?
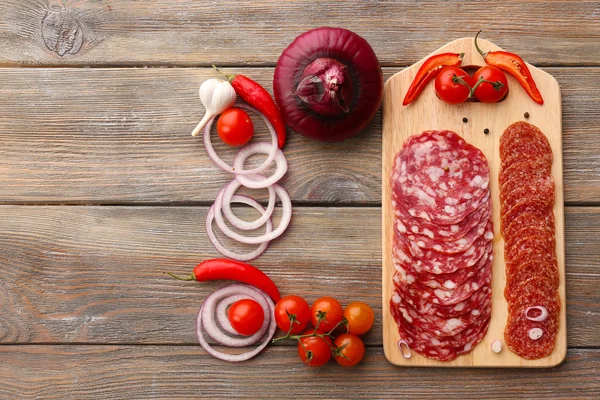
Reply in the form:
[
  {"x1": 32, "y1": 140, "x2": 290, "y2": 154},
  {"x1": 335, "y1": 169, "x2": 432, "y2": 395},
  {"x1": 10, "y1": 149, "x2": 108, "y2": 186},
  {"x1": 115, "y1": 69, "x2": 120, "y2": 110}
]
[{"x1": 381, "y1": 37, "x2": 566, "y2": 367}]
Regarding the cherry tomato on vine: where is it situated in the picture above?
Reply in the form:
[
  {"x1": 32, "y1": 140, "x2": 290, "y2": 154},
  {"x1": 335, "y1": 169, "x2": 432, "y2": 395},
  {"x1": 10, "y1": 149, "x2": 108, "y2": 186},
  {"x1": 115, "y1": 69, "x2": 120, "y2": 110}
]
[
  {"x1": 434, "y1": 67, "x2": 473, "y2": 104},
  {"x1": 297, "y1": 330, "x2": 333, "y2": 367},
  {"x1": 334, "y1": 333, "x2": 365, "y2": 367},
  {"x1": 227, "y1": 299, "x2": 264, "y2": 336},
  {"x1": 472, "y1": 65, "x2": 509, "y2": 103},
  {"x1": 343, "y1": 302, "x2": 374, "y2": 335},
  {"x1": 274, "y1": 295, "x2": 311, "y2": 334},
  {"x1": 311, "y1": 297, "x2": 343, "y2": 332},
  {"x1": 217, "y1": 107, "x2": 254, "y2": 146}
]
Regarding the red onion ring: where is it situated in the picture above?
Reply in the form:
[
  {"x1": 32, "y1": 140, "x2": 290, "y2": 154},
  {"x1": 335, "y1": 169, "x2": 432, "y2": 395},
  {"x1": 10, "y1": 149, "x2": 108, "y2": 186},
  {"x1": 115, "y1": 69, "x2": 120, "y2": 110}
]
[
  {"x1": 397, "y1": 339, "x2": 412, "y2": 359},
  {"x1": 525, "y1": 306, "x2": 548, "y2": 322},
  {"x1": 213, "y1": 184, "x2": 292, "y2": 244},
  {"x1": 221, "y1": 180, "x2": 275, "y2": 231},
  {"x1": 233, "y1": 142, "x2": 288, "y2": 189},
  {"x1": 203, "y1": 104, "x2": 277, "y2": 175},
  {"x1": 196, "y1": 284, "x2": 276, "y2": 362},
  {"x1": 215, "y1": 294, "x2": 251, "y2": 336},
  {"x1": 206, "y1": 194, "x2": 273, "y2": 261}
]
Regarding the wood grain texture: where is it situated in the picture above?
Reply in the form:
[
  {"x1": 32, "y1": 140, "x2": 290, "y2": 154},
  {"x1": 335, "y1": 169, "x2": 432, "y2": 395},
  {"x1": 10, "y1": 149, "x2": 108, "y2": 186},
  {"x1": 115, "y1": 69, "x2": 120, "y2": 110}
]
[
  {"x1": 0, "y1": 67, "x2": 599, "y2": 204},
  {"x1": 0, "y1": 1, "x2": 599, "y2": 67},
  {"x1": 0, "y1": 345, "x2": 598, "y2": 399},
  {"x1": 382, "y1": 38, "x2": 565, "y2": 367},
  {"x1": 0, "y1": 206, "x2": 598, "y2": 347}
]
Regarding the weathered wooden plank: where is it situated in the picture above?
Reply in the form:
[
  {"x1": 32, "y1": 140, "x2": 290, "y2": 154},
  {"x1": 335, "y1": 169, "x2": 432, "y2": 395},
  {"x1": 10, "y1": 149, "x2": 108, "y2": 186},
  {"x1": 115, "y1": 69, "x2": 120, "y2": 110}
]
[
  {"x1": 0, "y1": 206, "x2": 598, "y2": 346},
  {"x1": 0, "y1": 67, "x2": 598, "y2": 204},
  {"x1": 0, "y1": 345, "x2": 598, "y2": 399},
  {"x1": 1, "y1": 1, "x2": 598, "y2": 67}
]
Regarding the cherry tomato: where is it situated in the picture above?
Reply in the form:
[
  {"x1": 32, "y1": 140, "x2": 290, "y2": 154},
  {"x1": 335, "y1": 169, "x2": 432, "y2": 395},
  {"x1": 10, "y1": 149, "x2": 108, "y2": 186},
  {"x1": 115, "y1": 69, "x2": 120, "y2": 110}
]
[
  {"x1": 274, "y1": 295, "x2": 311, "y2": 334},
  {"x1": 297, "y1": 331, "x2": 333, "y2": 367},
  {"x1": 311, "y1": 297, "x2": 343, "y2": 332},
  {"x1": 472, "y1": 65, "x2": 509, "y2": 103},
  {"x1": 343, "y1": 302, "x2": 374, "y2": 335},
  {"x1": 334, "y1": 333, "x2": 365, "y2": 367},
  {"x1": 434, "y1": 67, "x2": 473, "y2": 104},
  {"x1": 217, "y1": 107, "x2": 254, "y2": 146},
  {"x1": 227, "y1": 299, "x2": 264, "y2": 336}
]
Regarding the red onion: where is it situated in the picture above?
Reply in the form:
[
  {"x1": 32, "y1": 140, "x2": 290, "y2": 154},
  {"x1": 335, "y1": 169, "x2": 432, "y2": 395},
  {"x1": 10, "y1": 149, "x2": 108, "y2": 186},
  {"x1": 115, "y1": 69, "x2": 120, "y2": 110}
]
[
  {"x1": 203, "y1": 103, "x2": 277, "y2": 175},
  {"x1": 273, "y1": 27, "x2": 383, "y2": 142},
  {"x1": 397, "y1": 339, "x2": 412, "y2": 359},
  {"x1": 196, "y1": 284, "x2": 276, "y2": 362},
  {"x1": 206, "y1": 193, "x2": 273, "y2": 261},
  {"x1": 221, "y1": 180, "x2": 275, "y2": 231},
  {"x1": 525, "y1": 306, "x2": 548, "y2": 322}
]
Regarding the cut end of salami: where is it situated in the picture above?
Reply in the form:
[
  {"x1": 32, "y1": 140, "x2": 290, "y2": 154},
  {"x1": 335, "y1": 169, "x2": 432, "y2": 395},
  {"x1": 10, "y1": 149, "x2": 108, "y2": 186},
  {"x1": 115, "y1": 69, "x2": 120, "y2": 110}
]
[
  {"x1": 499, "y1": 121, "x2": 559, "y2": 360},
  {"x1": 389, "y1": 130, "x2": 493, "y2": 362}
]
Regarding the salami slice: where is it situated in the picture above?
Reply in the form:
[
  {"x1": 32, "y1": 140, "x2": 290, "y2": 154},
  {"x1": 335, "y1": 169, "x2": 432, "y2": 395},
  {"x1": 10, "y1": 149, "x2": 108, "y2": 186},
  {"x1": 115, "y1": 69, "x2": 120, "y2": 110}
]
[
  {"x1": 505, "y1": 234, "x2": 556, "y2": 268},
  {"x1": 504, "y1": 260, "x2": 559, "y2": 303},
  {"x1": 499, "y1": 159, "x2": 552, "y2": 188},
  {"x1": 390, "y1": 296, "x2": 491, "y2": 362},
  {"x1": 502, "y1": 207, "x2": 555, "y2": 238},
  {"x1": 402, "y1": 200, "x2": 492, "y2": 254},
  {"x1": 394, "y1": 221, "x2": 493, "y2": 275},
  {"x1": 499, "y1": 121, "x2": 553, "y2": 168},
  {"x1": 391, "y1": 130, "x2": 490, "y2": 225},
  {"x1": 504, "y1": 278, "x2": 560, "y2": 359},
  {"x1": 504, "y1": 225, "x2": 554, "y2": 251},
  {"x1": 392, "y1": 252, "x2": 492, "y2": 308},
  {"x1": 500, "y1": 175, "x2": 554, "y2": 209},
  {"x1": 408, "y1": 242, "x2": 493, "y2": 290},
  {"x1": 392, "y1": 192, "x2": 491, "y2": 243}
]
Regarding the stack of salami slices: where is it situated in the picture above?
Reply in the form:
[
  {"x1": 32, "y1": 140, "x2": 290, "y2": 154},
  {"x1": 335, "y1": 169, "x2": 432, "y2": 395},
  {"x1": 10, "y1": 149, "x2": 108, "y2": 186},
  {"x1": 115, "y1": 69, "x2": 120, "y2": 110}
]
[
  {"x1": 499, "y1": 121, "x2": 560, "y2": 360},
  {"x1": 389, "y1": 130, "x2": 493, "y2": 362}
]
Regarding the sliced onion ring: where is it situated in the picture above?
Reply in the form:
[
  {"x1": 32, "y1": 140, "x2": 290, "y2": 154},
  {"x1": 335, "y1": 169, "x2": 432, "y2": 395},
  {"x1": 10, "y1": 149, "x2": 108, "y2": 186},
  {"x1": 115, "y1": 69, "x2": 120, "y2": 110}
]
[
  {"x1": 529, "y1": 328, "x2": 543, "y2": 340},
  {"x1": 397, "y1": 339, "x2": 412, "y2": 359},
  {"x1": 222, "y1": 179, "x2": 275, "y2": 231},
  {"x1": 216, "y1": 294, "x2": 251, "y2": 336},
  {"x1": 206, "y1": 193, "x2": 273, "y2": 261},
  {"x1": 525, "y1": 306, "x2": 548, "y2": 322},
  {"x1": 491, "y1": 340, "x2": 503, "y2": 354},
  {"x1": 196, "y1": 284, "x2": 276, "y2": 362},
  {"x1": 234, "y1": 142, "x2": 288, "y2": 189},
  {"x1": 214, "y1": 184, "x2": 292, "y2": 244},
  {"x1": 203, "y1": 103, "x2": 277, "y2": 175}
]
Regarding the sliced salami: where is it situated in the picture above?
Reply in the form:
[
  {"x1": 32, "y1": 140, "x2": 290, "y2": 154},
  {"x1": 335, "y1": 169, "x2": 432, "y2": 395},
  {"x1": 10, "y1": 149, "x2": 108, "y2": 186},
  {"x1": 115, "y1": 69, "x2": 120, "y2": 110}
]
[
  {"x1": 408, "y1": 242, "x2": 493, "y2": 290},
  {"x1": 505, "y1": 234, "x2": 556, "y2": 268},
  {"x1": 392, "y1": 252, "x2": 492, "y2": 308},
  {"x1": 504, "y1": 225, "x2": 554, "y2": 251},
  {"x1": 391, "y1": 130, "x2": 490, "y2": 225},
  {"x1": 502, "y1": 207, "x2": 555, "y2": 238},
  {"x1": 394, "y1": 221, "x2": 493, "y2": 275},
  {"x1": 500, "y1": 175, "x2": 554, "y2": 209},
  {"x1": 504, "y1": 260, "x2": 559, "y2": 303},
  {"x1": 499, "y1": 121, "x2": 553, "y2": 168},
  {"x1": 504, "y1": 279, "x2": 560, "y2": 359},
  {"x1": 499, "y1": 159, "x2": 552, "y2": 188},
  {"x1": 392, "y1": 191, "x2": 491, "y2": 243}
]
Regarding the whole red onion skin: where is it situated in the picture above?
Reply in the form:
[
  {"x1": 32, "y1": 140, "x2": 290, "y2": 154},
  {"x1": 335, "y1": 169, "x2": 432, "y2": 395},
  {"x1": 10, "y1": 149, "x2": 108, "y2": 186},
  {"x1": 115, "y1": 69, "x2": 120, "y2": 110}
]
[
  {"x1": 294, "y1": 58, "x2": 352, "y2": 116},
  {"x1": 274, "y1": 27, "x2": 383, "y2": 142}
]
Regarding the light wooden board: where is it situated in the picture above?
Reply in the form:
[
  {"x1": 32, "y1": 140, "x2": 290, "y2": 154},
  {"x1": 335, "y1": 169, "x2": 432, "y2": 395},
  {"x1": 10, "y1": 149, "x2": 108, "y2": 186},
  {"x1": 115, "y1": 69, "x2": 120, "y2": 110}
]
[{"x1": 382, "y1": 38, "x2": 566, "y2": 367}]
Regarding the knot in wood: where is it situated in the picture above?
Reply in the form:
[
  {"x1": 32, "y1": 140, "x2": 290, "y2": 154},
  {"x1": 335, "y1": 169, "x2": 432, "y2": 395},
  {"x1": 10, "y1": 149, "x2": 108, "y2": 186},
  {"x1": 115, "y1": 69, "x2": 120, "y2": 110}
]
[{"x1": 42, "y1": 6, "x2": 84, "y2": 56}]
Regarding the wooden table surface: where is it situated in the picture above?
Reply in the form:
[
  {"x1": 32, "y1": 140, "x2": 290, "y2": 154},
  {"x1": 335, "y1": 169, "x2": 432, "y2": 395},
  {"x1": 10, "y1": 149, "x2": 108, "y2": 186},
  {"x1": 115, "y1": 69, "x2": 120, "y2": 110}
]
[{"x1": 1, "y1": 1, "x2": 599, "y2": 399}]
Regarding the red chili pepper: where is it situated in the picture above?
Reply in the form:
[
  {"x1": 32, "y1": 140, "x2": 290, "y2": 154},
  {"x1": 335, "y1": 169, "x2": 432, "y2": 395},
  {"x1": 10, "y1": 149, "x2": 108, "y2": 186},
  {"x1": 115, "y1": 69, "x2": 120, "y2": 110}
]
[
  {"x1": 402, "y1": 52, "x2": 464, "y2": 106},
  {"x1": 474, "y1": 31, "x2": 543, "y2": 105},
  {"x1": 167, "y1": 258, "x2": 281, "y2": 302},
  {"x1": 214, "y1": 66, "x2": 286, "y2": 148}
]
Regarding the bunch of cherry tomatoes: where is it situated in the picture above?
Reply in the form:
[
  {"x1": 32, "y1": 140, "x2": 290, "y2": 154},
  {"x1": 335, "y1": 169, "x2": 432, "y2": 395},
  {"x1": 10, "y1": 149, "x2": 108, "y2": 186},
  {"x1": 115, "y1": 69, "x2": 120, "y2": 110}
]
[
  {"x1": 273, "y1": 295, "x2": 374, "y2": 367},
  {"x1": 435, "y1": 65, "x2": 509, "y2": 104}
]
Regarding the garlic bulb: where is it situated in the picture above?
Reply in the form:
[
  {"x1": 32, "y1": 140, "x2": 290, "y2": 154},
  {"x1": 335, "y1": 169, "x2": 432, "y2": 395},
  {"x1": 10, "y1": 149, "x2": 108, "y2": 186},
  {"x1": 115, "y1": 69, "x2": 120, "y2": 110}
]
[{"x1": 191, "y1": 79, "x2": 237, "y2": 137}]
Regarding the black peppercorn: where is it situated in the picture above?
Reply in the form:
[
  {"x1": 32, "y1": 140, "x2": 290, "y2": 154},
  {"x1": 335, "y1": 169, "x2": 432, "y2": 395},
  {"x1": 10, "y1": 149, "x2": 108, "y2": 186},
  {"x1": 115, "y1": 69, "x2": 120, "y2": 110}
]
[
  {"x1": 462, "y1": 117, "x2": 468, "y2": 123},
  {"x1": 484, "y1": 128, "x2": 489, "y2": 134},
  {"x1": 524, "y1": 112, "x2": 530, "y2": 119}
]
